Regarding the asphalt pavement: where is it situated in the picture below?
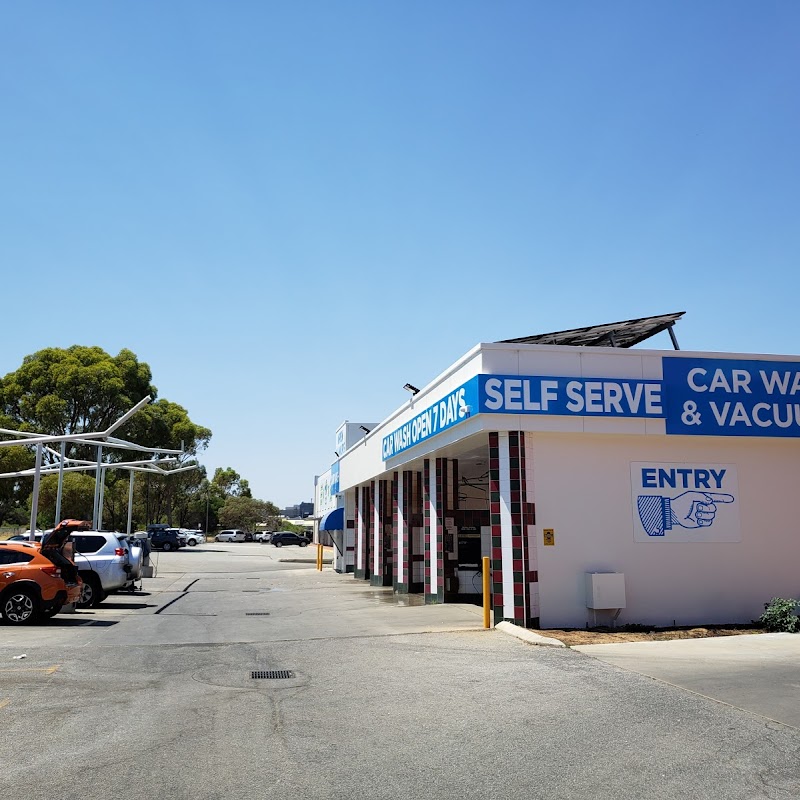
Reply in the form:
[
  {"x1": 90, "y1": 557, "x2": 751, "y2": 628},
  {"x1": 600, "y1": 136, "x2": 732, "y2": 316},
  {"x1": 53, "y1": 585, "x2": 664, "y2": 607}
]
[{"x1": 1, "y1": 542, "x2": 798, "y2": 800}]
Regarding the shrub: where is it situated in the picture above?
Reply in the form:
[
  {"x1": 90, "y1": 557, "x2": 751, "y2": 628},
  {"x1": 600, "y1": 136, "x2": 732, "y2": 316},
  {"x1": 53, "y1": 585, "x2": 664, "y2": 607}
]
[{"x1": 757, "y1": 597, "x2": 800, "y2": 633}]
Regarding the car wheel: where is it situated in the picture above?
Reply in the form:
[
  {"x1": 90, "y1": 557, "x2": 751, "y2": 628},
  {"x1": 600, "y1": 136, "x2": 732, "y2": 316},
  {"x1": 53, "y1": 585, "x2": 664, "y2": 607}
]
[
  {"x1": 188, "y1": 539, "x2": 197, "y2": 547},
  {"x1": 2, "y1": 587, "x2": 39, "y2": 625},
  {"x1": 300, "y1": 541, "x2": 309, "y2": 547},
  {"x1": 163, "y1": 542, "x2": 173, "y2": 552},
  {"x1": 77, "y1": 573, "x2": 103, "y2": 608},
  {"x1": 274, "y1": 541, "x2": 283, "y2": 548}
]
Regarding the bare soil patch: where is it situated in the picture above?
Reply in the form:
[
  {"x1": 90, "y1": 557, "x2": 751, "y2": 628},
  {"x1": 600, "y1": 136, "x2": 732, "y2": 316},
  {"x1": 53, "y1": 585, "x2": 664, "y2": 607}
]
[{"x1": 539, "y1": 624, "x2": 763, "y2": 646}]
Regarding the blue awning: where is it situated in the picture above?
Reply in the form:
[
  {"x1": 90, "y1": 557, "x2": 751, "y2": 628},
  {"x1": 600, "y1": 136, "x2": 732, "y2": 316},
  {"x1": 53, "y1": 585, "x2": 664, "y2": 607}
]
[{"x1": 319, "y1": 507, "x2": 344, "y2": 531}]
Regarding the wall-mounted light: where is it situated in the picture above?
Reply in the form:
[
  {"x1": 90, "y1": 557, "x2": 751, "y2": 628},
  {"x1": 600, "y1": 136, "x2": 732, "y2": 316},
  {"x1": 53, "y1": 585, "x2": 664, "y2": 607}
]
[
  {"x1": 359, "y1": 425, "x2": 371, "y2": 434},
  {"x1": 334, "y1": 451, "x2": 339, "y2": 458},
  {"x1": 403, "y1": 383, "x2": 420, "y2": 395}
]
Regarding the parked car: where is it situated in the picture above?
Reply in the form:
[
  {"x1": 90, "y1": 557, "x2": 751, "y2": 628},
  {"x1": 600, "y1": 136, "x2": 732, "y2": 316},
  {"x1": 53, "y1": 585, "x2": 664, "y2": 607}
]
[
  {"x1": 169, "y1": 528, "x2": 205, "y2": 546},
  {"x1": 70, "y1": 530, "x2": 142, "y2": 607},
  {"x1": 271, "y1": 531, "x2": 310, "y2": 548},
  {"x1": 162, "y1": 527, "x2": 189, "y2": 546},
  {"x1": 254, "y1": 531, "x2": 272, "y2": 543},
  {"x1": 7, "y1": 532, "x2": 43, "y2": 542},
  {"x1": 183, "y1": 530, "x2": 205, "y2": 547},
  {"x1": 150, "y1": 529, "x2": 183, "y2": 552},
  {"x1": 0, "y1": 542, "x2": 81, "y2": 625},
  {"x1": 215, "y1": 529, "x2": 247, "y2": 543}
]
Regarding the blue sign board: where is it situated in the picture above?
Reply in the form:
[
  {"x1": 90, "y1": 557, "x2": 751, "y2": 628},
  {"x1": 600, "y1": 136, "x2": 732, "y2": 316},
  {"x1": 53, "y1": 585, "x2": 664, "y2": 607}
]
[
  {"x1": 478, "y1": 375, "x2": 664, "y2": 418},
  {"x1": 382, "y1": 378, "x2": 479, "y2": 460},
  {"x1": 380, "y1": 357, "x2": 800, "y2": 460},
  {"x1": 663, "y1": 356, "x2": 800, "y2": 437},
  {"x1": 331, "y1": 461, "x2": 340, "y2": 495}
]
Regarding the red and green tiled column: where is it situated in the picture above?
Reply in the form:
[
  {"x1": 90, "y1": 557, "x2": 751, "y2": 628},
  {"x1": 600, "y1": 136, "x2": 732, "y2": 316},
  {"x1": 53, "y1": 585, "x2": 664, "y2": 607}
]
[
  {"x1": 410, "y1": 470, "x2": 425, "y2": 592},
  {"x1": 423, "y1": 458, "x2": 445, "y2": 604},
  {"x1": 342, "y1": 489, "x2": 356, "y2": 573},
  {"x1": 371, "y1": 479, "x2": 392, "y2": 586},
  {"x1": 394, "y1": 472, "x2": 411, "y2": 594},
  {"x1": 489, "y1": 431, "x2": 532, "y2": 625},
  {"x1": 523, "y1": 434, "x2": 539, "y2": 625},
  {"x1": 354, "y1": 484, "x2": 372, "y2": 581}
]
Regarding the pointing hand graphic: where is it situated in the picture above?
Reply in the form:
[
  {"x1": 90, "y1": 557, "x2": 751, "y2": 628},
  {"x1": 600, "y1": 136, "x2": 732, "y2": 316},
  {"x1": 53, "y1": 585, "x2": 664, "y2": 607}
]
[{"x1": 668, "y1": 491, "x2": 734, "y2": 529}]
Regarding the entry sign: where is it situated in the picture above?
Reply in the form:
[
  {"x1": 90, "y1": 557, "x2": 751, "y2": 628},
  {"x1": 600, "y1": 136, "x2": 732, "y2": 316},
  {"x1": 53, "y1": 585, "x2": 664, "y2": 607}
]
[
  {"x1": 543, "y1": 529, "x2": 555, "y2": 546},
  {"x1": 631, "y1": 462, "x2": 740, "y2": 543}
]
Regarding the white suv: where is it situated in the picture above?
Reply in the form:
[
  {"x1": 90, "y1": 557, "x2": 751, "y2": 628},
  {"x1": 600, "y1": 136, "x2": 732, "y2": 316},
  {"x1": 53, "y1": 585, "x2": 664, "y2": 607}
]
[
  {"x1": 215, "y1": 529, "x2": 247, "y2": 542},
  {"x1": 181, "y1": 529, "x2": 205, "y2": 547},
  {"x1": 70, "y1": 531, "x2": 143, "y2": 607}
]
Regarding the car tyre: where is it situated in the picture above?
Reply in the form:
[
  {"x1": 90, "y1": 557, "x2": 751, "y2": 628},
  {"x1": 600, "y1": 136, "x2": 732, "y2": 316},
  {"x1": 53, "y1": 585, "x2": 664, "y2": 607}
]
[
  {"x1": 2, "y1": 587, "x2": 39, "y2": 625},
  {"x1": 163, "y1": 542, "x2": 173, "y2": 552},
  {"x1": 274, "y1": 541, "x2": 283, "y2": 548},
  {"x1": 77, "y1": 573, "x2": 103, "y2": 608},
  {"x1": 300, "y1": 541, "x2": 309, "y2": 547},
  {"x1": 188, "y1": 539, "x2": 197, "y2": 547}
]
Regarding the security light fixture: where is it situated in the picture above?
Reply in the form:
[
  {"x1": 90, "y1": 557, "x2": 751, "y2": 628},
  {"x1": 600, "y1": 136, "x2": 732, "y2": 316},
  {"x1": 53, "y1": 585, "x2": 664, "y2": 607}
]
[
  {"x1": 334, "y1": 451, "x2": 339, "y2": 458},
  {"x1": 359, "y1": 425, "x2": 371, "y2": 434},
  {"x1": 403, "y1": 383, "x2": 420, "y2": 395}
]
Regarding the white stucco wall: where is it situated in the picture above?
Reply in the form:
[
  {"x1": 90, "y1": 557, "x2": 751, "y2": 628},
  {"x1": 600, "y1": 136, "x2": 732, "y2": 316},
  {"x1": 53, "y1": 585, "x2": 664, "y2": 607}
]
[{"x1": 531, "y1": 431, "x2": 800, "y2": 628}]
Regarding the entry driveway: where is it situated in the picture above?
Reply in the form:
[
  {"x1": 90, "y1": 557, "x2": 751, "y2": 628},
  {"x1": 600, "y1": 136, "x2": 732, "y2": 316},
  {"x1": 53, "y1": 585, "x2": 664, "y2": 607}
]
[
  {"x1": 574, "y1": 633, "x2": 800, "y2": 728},
  {"x1": 1, "y1": 544, "x2": 799, "y2": 800}
]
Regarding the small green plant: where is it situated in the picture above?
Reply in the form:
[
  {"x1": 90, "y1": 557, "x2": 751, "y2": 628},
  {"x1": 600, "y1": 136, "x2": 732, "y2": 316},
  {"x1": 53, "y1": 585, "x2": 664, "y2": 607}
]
[{"x1": 757, "y1": 597, "x2": 800, "y2": 633}]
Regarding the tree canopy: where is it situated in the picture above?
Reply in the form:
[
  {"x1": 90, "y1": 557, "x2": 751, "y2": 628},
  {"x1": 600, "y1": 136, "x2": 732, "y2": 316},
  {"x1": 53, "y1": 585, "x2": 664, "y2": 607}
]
[
  {"x1": 218, "y1": 496, "x2": 281, "y2": 532},
  {"x1": 0, "y1": 345, "x2": 284, "y2": 533},
  {"x1": 0, "y1": 345, "x2": 155, "y2": 436}
]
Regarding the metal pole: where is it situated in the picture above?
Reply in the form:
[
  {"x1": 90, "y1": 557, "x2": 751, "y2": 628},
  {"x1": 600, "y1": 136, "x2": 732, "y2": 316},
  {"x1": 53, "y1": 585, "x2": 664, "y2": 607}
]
[
  {"x1": 103, "y1": 395, "x2": 152, "y2": 437},
  {"x1": 482, "y1": 556, "x2": 491, "y2": 629},
  {"x1": 205, "y1": 492, "x2": 209, "y2": 533},
  {"x1": 29, "y1": 443, "x2": 43, "y2": 541},
  {"x1": 92, "y1": 445, "x2": 103, "y2": 529},
  {"x1": 126, "y1": 470, "x2": 135, "y2": 535},
  {"x1": 98, "y1": 465, "x2": 107, "y2": 530},
  {"x1": 54, "y1": 440, "x2": 66, "y2": 525}
]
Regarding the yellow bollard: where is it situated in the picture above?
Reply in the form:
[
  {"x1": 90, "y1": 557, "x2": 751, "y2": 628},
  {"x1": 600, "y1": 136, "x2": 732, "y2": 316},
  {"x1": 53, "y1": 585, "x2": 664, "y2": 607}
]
[
  {"x1": 482, "y1": 556, "x2": 491, "y2": 628},
  {"x1": 317, "y1": 543, "x2": 323, "y2": 571}
]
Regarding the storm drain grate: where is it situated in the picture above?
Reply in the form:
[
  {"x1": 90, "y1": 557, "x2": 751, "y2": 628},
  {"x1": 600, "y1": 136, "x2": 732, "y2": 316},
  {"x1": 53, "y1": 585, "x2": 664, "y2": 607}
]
[
  {"x1": 251, "y1": 670, "x2": 294, "y2": 680},
  {"x1": 246, "y1": 612, "x2": 271, "y2": 616}
]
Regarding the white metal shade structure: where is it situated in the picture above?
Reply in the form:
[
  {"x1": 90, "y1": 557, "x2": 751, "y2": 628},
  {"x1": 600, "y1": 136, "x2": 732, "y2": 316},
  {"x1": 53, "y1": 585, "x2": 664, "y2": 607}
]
[{"x1": 0, "y1": 395, "x2": 198, "y2": 537}]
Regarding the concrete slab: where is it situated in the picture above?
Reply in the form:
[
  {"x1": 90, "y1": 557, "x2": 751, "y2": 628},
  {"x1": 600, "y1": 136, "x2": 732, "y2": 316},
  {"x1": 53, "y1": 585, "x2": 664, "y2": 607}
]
[{"x1": 574, "y1": 633, "x2": 800, "y2": 728}]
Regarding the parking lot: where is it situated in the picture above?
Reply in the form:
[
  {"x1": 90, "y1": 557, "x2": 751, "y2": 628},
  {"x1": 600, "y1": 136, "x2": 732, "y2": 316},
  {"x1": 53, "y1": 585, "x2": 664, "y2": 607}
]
[{"x1": 2, "y1": 543, "x2": 799, "y2": 800}]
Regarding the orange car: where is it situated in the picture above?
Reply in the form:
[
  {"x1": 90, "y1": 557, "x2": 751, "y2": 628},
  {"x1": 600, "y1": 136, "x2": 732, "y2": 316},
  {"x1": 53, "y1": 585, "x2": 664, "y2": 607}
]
[{"x1": 0, "y1": 541, "x2": 82, "y2": 625}]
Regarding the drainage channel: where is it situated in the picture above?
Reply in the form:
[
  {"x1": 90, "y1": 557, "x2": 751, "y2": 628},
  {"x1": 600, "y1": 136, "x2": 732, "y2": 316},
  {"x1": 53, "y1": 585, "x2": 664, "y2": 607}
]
[{"x1": 251, "y1": 670, "x2": 294, "y2": 680}]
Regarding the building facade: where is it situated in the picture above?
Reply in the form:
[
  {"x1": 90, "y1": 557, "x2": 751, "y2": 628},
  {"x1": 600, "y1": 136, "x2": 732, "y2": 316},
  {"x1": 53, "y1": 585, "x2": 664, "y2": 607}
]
[{"x1": 319, "y1": 336, "x2": 800, "y2": 629}]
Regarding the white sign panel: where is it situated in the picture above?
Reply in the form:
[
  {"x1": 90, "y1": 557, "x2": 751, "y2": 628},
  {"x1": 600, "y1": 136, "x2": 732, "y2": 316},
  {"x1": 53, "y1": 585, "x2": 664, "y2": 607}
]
[{"x1": 631, "y1": 462, "x2": 740, "y2": 543}]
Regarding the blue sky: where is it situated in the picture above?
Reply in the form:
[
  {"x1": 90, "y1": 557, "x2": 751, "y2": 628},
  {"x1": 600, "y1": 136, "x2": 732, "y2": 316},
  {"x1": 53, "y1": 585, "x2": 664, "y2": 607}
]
[{"x1": 2, "y1": 2, "x2": 798, "y2": 506}]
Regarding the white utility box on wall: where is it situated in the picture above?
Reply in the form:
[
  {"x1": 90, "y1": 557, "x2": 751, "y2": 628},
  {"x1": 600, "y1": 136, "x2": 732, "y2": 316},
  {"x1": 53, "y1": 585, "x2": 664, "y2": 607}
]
[{"x1": 585, "y1": 572, "x2": 626, "y2": 609}]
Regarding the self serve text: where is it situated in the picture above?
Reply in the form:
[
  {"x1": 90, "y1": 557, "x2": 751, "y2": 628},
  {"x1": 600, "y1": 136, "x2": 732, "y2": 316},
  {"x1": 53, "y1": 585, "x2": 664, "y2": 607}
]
[{"x1": 481, "y1": 376, "x2": 663, "y2": 417}]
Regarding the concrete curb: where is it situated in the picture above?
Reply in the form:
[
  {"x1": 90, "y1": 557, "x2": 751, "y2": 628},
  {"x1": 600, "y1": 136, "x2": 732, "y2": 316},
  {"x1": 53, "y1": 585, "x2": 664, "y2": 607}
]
[
  {"x1": 496, "y1": 621, "x2": 566, "y2": 648},
  {"x1": 278, "y1": 558, "x2": 334, "y2": 564}
]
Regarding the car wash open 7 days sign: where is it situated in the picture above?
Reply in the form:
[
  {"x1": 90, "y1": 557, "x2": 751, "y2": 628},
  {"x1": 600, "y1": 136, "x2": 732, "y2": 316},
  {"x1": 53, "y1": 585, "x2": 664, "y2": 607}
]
[{"x1": 381, "y1": 357, "x2": 800, "y2": 460}]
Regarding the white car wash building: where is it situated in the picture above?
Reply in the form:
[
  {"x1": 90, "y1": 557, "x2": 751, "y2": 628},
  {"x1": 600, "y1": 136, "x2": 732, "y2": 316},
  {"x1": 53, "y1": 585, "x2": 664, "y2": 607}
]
[{"x1": 318, "y1": 313, "x2": 799, "y2": 629}]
